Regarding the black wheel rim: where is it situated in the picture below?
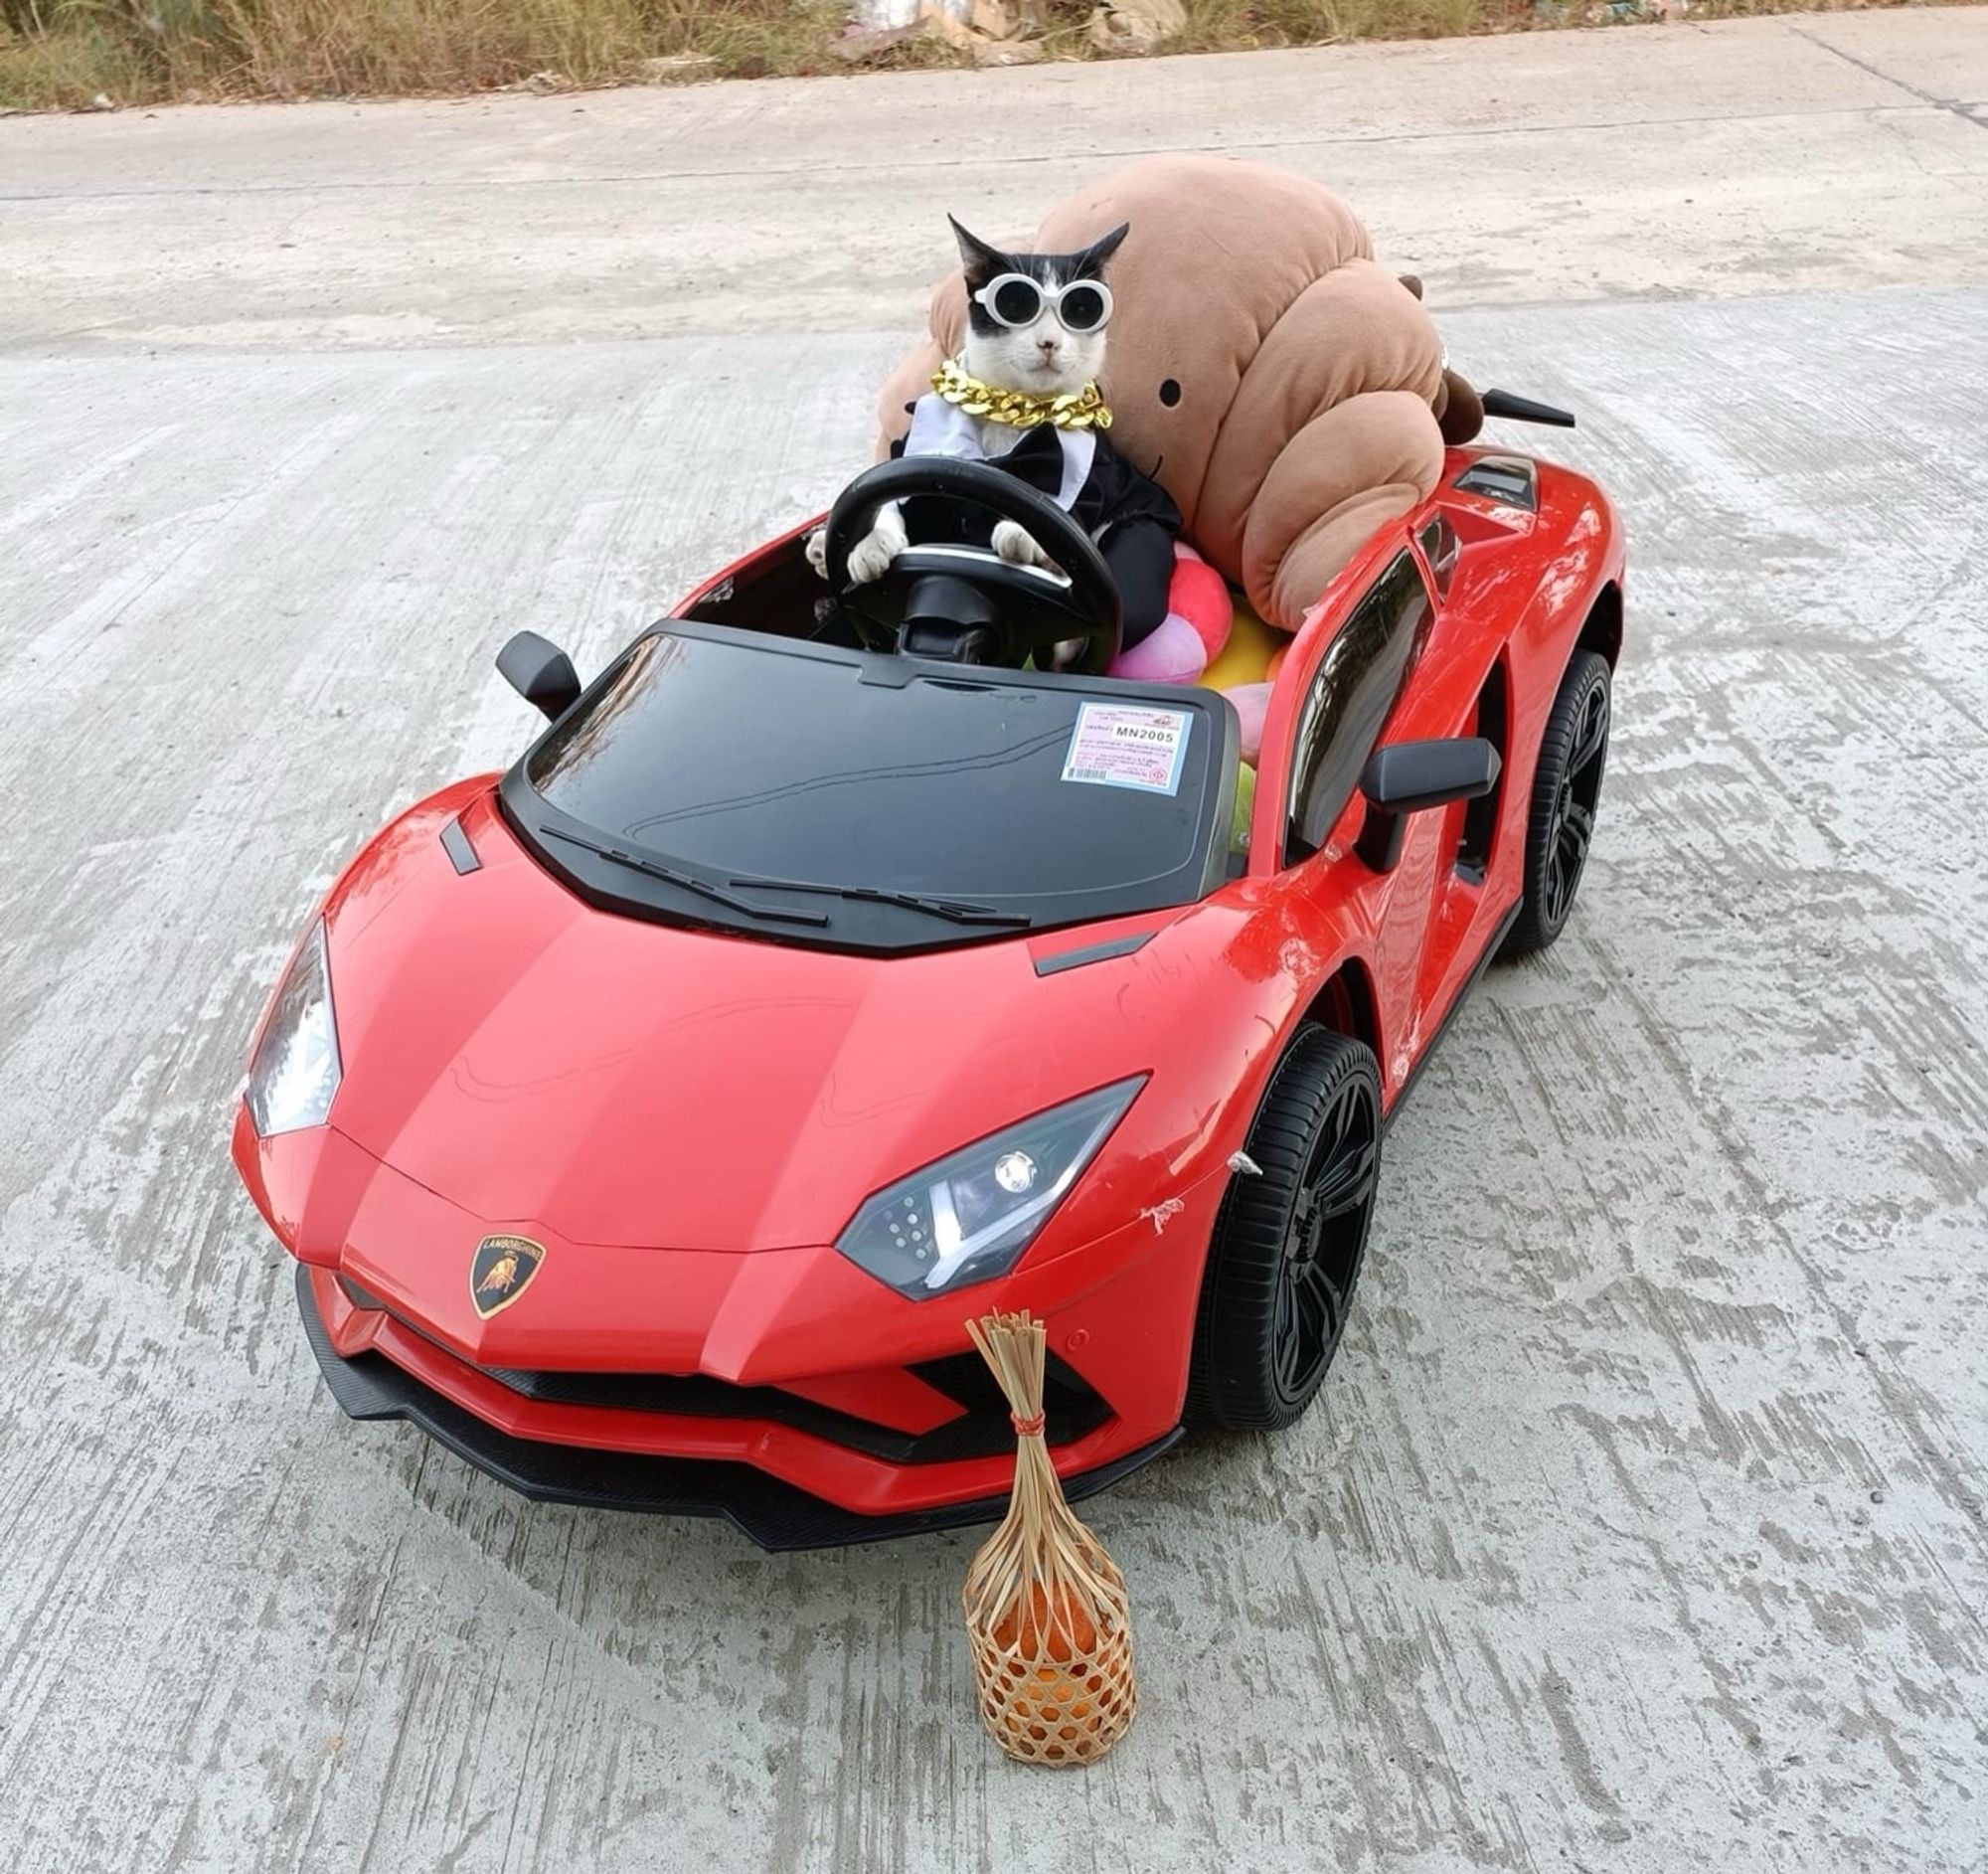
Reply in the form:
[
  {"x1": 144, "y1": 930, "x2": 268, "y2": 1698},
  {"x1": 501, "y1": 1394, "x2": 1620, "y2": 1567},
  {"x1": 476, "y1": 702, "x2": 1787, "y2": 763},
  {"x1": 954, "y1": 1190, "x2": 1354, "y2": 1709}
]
[
  {"x1": 1544, "y1": 676, "x2": 1609, "y2": 929},
  {"x1": 1270, "y1": 1075, "x2": 1379, "y2": 1405}
]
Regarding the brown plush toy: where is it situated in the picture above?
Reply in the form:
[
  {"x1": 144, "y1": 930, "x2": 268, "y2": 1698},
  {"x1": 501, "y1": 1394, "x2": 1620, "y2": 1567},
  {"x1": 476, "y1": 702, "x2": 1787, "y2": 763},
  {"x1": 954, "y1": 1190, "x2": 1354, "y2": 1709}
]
[{"x1": 876, "y1": 154, "x2": 1484, "y2": 635}]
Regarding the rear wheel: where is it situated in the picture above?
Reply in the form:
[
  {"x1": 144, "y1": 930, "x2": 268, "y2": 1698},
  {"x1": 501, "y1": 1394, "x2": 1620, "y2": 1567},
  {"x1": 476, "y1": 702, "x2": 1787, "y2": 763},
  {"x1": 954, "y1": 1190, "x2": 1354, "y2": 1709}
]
[
  {"x1": 1186, "y1": 1028, "x2": 1382, "y2": 1433},
  {"x1": 1505, "y1": 648, "x2": 1611, "y2": 955}
]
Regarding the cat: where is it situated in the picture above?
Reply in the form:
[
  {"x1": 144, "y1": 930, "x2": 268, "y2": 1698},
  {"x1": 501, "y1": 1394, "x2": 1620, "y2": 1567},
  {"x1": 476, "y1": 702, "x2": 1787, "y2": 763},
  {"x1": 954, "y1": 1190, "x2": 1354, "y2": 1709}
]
[{"x1": 808, "y1": 218, "x2": 1179, "y2": 647}]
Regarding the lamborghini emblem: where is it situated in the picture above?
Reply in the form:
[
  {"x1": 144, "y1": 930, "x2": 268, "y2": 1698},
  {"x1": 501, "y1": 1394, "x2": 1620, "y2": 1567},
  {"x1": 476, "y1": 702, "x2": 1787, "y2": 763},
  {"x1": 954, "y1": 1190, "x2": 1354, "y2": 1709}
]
[{"x1": 470, "y1": 1234, "x2": 545, "y2": 1318}]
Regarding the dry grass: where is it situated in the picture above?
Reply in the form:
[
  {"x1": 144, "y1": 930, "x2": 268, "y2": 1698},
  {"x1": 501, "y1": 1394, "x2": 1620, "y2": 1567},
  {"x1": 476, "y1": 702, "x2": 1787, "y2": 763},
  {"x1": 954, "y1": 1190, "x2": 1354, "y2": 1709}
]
[
  {"x1": 0, "y1": 0, "x2": 1957, "y2": 112},
  {"x1": 1168, "y1": 0, "x2": 1951, "y2": 55},
  {"x1": 1174, "y1": 0, "x2": 1491, "y2": 48},
  {"x1": 0, "y1": 0, "x2": 844, "y2": 107}
]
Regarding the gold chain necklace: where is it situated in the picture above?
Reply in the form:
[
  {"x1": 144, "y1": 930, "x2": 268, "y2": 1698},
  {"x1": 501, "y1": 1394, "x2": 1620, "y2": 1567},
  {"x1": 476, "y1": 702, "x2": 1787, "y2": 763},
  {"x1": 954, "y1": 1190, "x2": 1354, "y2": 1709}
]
[{"x1": 931, "y1": 358, "x2": 1113, "y2": 431}]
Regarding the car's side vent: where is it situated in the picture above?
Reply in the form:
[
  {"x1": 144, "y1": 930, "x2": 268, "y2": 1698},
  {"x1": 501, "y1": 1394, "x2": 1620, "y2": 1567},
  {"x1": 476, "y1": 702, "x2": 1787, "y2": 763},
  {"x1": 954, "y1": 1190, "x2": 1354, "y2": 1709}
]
[
  {"x1": 1456, "y1": 659, "x2": 1510, "y2": 884},
  {"x1": 1033, "y1": 932, "x2": 1153, "y2": 977},
  {"x1": 1451, "y1": 456, "x2": 1537, "y2": 512},
  {"x1": 440, "y1": 816, "x2": 481, "y2": 875}
]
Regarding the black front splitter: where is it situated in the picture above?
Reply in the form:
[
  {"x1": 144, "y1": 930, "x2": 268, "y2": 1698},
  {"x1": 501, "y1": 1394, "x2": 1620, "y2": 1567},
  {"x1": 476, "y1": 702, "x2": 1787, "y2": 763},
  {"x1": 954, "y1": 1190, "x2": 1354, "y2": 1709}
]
[{"x1": 293, "y1": 1265, "x2": 1178, "y2": 1552}]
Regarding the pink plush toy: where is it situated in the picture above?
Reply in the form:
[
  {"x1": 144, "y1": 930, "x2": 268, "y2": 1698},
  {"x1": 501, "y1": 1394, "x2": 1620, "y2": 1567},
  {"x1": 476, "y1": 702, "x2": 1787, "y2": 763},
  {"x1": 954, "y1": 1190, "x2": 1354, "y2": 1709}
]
[
  {"x1": 1223, "y1": 683, "x2": 1273, "y2": 766},
  {"x1": 1106, "y1": 544, "x2": 1233, "y2": 683}
]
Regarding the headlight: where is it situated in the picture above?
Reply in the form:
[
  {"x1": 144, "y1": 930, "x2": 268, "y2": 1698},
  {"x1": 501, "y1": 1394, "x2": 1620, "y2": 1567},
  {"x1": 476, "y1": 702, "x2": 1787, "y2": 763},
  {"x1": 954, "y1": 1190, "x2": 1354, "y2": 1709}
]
[
  {"x1": 835, "y1": 1078, "x2": 1143, "y2": 1299},
  {"x1": 245, "y1": 920, "x2": 341, "y2": 1137}
]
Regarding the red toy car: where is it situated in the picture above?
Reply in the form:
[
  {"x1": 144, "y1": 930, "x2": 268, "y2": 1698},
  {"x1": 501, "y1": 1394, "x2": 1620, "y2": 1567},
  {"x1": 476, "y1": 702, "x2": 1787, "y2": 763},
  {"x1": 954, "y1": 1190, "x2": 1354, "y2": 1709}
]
[{"x1": 234, "y1": 427, "x2": 1622, "y2": 1549}]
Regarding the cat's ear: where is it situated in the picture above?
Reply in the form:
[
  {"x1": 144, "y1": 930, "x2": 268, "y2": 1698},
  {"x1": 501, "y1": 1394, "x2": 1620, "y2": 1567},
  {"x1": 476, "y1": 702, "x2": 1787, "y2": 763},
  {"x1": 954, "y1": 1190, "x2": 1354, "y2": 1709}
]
[
  {"x1": 948, "y1": 216, "x2": 1010, "y2": 284},
  {"x1": 1071, "y1": 222, "x2": 1131, "y2": 278}
]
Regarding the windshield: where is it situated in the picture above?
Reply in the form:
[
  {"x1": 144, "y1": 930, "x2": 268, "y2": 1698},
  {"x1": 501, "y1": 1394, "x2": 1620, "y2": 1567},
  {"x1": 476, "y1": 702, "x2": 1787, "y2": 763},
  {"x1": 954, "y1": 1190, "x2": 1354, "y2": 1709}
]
[{"x1": 503, "y1": 623, "x2": 1237, "y2": 952}]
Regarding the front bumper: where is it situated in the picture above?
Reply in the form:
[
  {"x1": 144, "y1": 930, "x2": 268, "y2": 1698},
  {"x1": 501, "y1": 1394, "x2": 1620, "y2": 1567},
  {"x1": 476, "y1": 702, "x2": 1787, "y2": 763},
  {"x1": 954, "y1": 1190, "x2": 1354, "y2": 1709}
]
[
  {"x1": 297, "y1": 1267, "x2": 1178, "y2": 1549},
  {"x1": 252, "y1": 1114, "x2": 1221, "y2": 1547}
]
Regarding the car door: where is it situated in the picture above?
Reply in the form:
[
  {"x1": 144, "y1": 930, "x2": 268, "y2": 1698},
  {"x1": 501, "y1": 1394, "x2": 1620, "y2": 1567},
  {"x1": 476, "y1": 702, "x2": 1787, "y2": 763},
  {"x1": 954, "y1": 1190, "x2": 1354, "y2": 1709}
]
[
  {"x1": 1274, "y1": 542, "x2": 1441, "y2": 1085},
  {"x1": 1348, "y1": 517, "x2": 1513, "y2": 1081},
  {"x1": 1399, "y1": 514, "x2": 1515, "y2": 1032},
  {"x1": 1269, "y1": 520, "x2": 1518, "y2": 1092}
]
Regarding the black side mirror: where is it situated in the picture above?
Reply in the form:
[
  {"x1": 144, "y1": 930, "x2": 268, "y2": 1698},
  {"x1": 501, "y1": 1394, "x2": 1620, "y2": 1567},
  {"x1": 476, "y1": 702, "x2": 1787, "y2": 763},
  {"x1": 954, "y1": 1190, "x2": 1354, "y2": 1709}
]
[
  {"x1": 497, "y1": 630, "x2": 581, "y2": 721},
  {"x1": 1356, "y1": 737, "x2": 1501, "y2": 873}
]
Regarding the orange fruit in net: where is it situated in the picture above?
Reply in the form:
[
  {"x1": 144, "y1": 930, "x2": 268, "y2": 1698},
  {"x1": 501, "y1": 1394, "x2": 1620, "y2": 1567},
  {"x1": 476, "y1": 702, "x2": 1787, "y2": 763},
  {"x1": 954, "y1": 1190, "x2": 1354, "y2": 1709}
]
[
  {"x1": 992, "y1": 1583, "x2": 1098, "y2": 1662},
  {"x1": 959, "y1": 1312, "x2": 1136, "y2": 1765},
  {"x1": 1001, "y1": 1666, "x2": 1097, "y2": 1737}
]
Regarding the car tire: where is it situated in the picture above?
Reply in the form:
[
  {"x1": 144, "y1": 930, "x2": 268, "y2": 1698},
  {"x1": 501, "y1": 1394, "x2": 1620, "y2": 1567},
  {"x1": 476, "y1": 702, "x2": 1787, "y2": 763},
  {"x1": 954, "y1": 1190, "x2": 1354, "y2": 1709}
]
[
  {"x1": 1504, "y1": 647, "x2": 1612, "y2": 956},
  {"x1": 1186, "y1": 1027, "x2": 1382, "y2": 1434}
]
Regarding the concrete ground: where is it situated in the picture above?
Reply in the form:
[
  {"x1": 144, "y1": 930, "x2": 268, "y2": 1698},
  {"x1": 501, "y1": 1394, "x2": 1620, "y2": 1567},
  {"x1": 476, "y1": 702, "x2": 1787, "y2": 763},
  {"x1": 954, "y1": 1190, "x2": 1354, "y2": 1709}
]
[{"x1": 2, "y1": 13, "x2": 1985, "y2": 1873}]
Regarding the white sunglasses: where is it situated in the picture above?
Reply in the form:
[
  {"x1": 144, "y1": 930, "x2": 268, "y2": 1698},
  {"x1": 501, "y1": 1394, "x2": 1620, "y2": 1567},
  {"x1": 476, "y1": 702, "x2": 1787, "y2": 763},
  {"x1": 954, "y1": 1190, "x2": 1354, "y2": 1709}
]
[{"x1": 971, "y1": 273, "x2": 1115, "y2": 335}]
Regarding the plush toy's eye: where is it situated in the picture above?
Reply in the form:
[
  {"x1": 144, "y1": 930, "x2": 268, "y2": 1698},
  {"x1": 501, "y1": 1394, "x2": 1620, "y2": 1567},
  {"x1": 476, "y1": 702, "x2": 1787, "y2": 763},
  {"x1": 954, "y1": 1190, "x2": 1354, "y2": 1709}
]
[{"x1": 1158, "y1": 379, "x2": 1182, "y2": 408}]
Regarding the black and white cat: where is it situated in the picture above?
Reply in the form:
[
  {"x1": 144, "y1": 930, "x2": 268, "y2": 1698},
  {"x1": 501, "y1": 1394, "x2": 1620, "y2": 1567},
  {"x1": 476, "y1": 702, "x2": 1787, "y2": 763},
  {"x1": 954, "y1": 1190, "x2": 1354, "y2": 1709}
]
[{"x1": 809, "y1": 217, "x2": 1180, "y2": 652}]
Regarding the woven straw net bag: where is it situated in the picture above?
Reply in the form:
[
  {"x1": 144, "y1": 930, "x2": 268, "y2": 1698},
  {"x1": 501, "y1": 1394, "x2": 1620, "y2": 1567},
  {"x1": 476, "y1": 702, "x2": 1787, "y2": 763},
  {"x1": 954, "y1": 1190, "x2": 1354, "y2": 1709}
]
[{"x1": 961, "y1": 1311, "x2": 1137, "y2": 1766}]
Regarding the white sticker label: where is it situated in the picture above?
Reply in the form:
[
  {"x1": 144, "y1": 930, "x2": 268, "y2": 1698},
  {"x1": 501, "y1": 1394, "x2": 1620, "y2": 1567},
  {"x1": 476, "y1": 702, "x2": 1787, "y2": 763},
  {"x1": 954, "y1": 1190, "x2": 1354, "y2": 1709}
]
[{"x1": 1060, "y1": 702, "x2": 1192, "y2": 795}]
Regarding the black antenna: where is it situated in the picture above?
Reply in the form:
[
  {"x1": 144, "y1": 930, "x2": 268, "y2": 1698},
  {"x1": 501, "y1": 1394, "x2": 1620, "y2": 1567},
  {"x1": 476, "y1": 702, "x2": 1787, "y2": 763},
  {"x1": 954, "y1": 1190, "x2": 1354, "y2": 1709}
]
[{"x1": 1481, "y1": 389, "x2": 1576, "y2": 429}]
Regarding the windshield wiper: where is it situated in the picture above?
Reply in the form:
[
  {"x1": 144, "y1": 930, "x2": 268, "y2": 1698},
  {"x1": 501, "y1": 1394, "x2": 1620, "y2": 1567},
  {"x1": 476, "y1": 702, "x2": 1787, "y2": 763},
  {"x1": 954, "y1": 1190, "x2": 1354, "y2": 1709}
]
[
  {"x1": 726, "y1": 877, "x2": 1033, "y2": 929},
  {"x1": 543, "y1": 824, "x2": 1029, "y2": 931},
  {"x1": 543, "y1": 825, "x2": 831, "y2": 928}
]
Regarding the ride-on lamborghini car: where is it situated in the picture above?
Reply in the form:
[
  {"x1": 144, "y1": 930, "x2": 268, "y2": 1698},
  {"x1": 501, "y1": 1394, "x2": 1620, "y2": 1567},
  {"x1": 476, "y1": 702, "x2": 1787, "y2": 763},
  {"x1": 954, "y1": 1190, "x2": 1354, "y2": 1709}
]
[{"x1": 234, "y1": 428, "x2": 1623, "y2": 1550}]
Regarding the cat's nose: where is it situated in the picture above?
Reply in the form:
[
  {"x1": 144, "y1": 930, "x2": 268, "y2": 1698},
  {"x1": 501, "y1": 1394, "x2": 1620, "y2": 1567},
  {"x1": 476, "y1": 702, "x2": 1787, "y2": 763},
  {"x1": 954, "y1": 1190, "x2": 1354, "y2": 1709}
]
[{"x1": 1036, "y1": 335, "x2": 1060, "y2": 356}]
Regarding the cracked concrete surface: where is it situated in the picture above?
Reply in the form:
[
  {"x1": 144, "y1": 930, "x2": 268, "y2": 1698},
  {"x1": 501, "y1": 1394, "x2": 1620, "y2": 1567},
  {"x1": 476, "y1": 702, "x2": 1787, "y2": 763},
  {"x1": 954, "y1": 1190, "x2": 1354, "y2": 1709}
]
[{"x1": 1, "y1": 14, "x2": 1985, "y2": 1873}]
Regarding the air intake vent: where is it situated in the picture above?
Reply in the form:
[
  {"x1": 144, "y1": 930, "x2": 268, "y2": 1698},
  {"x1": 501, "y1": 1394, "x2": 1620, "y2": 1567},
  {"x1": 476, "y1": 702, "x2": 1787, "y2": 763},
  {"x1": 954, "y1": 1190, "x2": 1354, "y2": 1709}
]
[{"x1": 1451, "y1": 457, "x2": 1537, "y2": 512}]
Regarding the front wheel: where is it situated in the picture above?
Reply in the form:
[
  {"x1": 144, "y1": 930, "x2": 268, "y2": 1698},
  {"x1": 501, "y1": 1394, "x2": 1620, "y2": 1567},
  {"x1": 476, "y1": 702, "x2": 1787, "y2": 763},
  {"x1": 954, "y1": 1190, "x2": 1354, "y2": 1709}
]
[
  {"x1": 1186, "y1": 1028, "x2": 1383, "y2": 1433},
  {"x1": 1505, "y1": 648, "x2": 1612, "y2": 955}
]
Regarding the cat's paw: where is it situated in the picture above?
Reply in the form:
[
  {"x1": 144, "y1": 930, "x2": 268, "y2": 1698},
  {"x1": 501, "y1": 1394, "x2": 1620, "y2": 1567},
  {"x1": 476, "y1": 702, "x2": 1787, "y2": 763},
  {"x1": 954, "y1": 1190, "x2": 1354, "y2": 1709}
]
[
  {"x1": 846, "y1": 506, "x2": 907, "y2": 586},
  {"x1": 991, "y1": 520, "x2": 1052, "y2": 570},
  {"x1": 803, "y1": 527, "x2": 828, "y2": 580},
  {"x1": 846, "y1": 528, "x2": 900, "y2": 586}
]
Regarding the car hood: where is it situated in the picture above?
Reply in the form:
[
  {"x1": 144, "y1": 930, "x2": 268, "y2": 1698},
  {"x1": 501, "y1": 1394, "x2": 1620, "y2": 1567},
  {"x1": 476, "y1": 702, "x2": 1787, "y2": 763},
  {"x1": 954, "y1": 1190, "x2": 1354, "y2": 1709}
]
[{"x1": 321, "y1": 788, "x2": 1190, "y2": 1251}]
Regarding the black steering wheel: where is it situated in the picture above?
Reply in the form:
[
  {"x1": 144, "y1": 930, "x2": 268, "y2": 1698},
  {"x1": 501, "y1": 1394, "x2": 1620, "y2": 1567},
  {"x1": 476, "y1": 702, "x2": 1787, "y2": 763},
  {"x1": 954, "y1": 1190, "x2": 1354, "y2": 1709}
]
[{"x1": 823, "y1": 456, "x2": 1123, "y2": 676}]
